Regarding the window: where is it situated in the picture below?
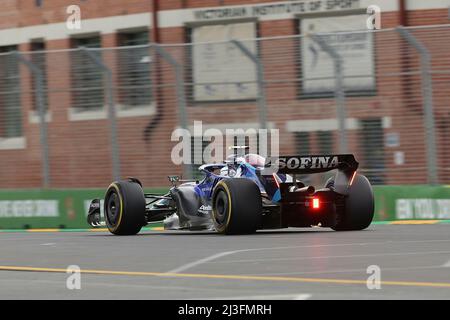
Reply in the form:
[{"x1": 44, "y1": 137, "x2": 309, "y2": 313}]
[
  {"x1": 117, "y1": 30, "x2": 152, "y2": 108},
  {"x1": 316, "y1": 131, "x2": 334, "y2": 184},
  {"x1": 295, "y1": 132, "x2": 310, "y2": 155},
  {"x1": 71, "y1": 36, "x2": 104, "y2": 111},
  {"x1": 317, "y1": 131, "x2": 333, "y2": 155},
  {"x1": 0, "y1": 45, "x2": 22, "y2": 138},
  {"x1": 190, "y1": 137, "x2": 210, "y2": 180},
  {"x1": 30, "y1": 41, "x2": 48, "y2": 112},
  {"x1": 119, "y1": 30, "x2": 149, "y2": 46},
  {"x1": 360, "y1": 118, "x2": 385, "y2": 185},
  {"x1": 233, "y1": 135, "x2": 259, "y2": 155},
  {"x1": 295, "y1": 132, "x2": 311, "y2": 183}
]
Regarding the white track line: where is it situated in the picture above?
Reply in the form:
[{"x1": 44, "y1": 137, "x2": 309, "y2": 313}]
[
  {"x1": 165, "y1": 251, "x2": 237, "y2": 274},
  {"x1": 207, "y1": 250, "x2": 450, "y2": 264},
  {"x1": 165, "y1": 239, "x2": 450, "y2": 274},
  {"x1": 165, "y1": 244, "x2": 370, "y2": 274},
  {"x1": 199, "y1": 293, "x2": 312, "y2": 300}
]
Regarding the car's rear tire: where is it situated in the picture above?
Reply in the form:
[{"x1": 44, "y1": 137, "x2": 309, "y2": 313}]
[
  {"x1": 104, "y1": 180, "x2": 146, "y2": 235},
  {"x1": 212, "y1": 179, "x2": 262, "y2": 235},
  {"x1": 331, "y1": 174, "x2": 374, "y2": 231}
]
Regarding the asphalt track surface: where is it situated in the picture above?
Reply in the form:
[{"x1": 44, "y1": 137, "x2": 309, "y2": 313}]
[{"x1": 0, "y1": 224, "x2": 450, "y2": 300}]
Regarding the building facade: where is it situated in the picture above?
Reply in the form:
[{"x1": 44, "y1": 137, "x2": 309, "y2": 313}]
[{"x1": 0, "y1": 0, "x2": 450, "y2": 188}]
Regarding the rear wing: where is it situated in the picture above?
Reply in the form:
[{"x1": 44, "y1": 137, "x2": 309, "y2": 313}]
[
  {"x1": 263, "y1": 154, "x2": 359, "y2": 195},
  {"x1": 264, "y1": 155, "x2": 358, "y2": 174}
]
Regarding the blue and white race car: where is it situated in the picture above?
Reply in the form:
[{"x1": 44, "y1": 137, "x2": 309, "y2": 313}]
[{"x1": 87, "y1": 149, "x2": 374, "y2": 235}]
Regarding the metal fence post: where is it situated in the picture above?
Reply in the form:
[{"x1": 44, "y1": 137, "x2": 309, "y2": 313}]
[
  {"x1": 152, "y1": 44, "x2": 188, "y2": 131},
  {"x1": 311, "y1": 34, "x2": 348, "y2": 154},
  {"x1": 14, "y1": 52, "x2": 50, "y2": 188},
  {"x1": 82, "y1": 48, "x2": 121, "y2": 181},
  {"x1": 397, "y1": 27, "x2": 438, "y2": 185},
  {"x1": 230, "y1": 40, "x2": 268, "y2": 131},
  {"x1": 152, "y1": 44, "x2": 190, "y2": 178}
]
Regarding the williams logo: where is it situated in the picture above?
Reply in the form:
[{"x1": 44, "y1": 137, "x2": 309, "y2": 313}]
[{"x1": 198, "y1": 205, "x2": 212, "y2": 215}]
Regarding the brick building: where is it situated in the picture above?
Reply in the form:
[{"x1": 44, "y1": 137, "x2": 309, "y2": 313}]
[{"x1": 0, "y1": 0, "x2": 450, "y2": 188}]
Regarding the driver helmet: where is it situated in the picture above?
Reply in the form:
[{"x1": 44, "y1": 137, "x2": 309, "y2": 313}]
[{"x1": 245, "y1": 154, "x2": 266, "y2": 168}]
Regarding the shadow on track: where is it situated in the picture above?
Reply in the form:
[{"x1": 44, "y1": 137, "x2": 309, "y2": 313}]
[{"x1": 86, "y1": 228, "x2": 375, "y2": 237}]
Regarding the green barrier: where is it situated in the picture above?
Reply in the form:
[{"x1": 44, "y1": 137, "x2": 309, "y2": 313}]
[
  {"x1": 0, "y1": 188, "x2": 167, "y2": 229},
  {"x1": 0, "y1": 186, "x2": 449, "y2": 229},
  {"x1": 373, "y1": 185, "x2": 450, "y2": 221}
]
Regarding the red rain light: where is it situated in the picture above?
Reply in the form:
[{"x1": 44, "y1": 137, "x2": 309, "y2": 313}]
[
  {"x1": 350, "y1": 171, "x2": 357, "y2": 186},
  {"x1": 273, "y1": 174, "x2": 280, "y2": 188},
  {"x1": 312, "y1": 197, "x2": 320, "y2": 209}
]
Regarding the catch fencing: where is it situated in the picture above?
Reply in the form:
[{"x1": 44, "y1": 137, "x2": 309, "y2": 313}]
[{"x1": 0, "y1": 25, "x2": 449, "y2": 188}]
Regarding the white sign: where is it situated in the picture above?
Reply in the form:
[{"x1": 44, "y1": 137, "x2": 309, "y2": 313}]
[
  {"x1": 394, "y1": 151, "x2": 404, "y2": 165},
  {"x1": 385, "y1": 132, "x2": 400, "y2": 147},
  {"x1": 301, "y1": 14, "x2": 375, "y2": 94},
  {"x1": 192, "y1": 22, "x2": 257, "y2": 101},
  {"x1": 0, "y1": 200, "x2": 59, "y2": 218}
]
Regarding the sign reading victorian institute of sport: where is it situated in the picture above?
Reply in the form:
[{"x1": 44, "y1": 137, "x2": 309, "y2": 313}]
[{"x1": 192, "y1": 0, "x2": 361, "y2": 21}]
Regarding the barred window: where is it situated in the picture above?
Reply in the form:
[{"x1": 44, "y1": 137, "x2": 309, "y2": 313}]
[
  {"x1": 71, "y1": 36, "x2": 104, "y2": 111},
  {"x1": 232, "y1": 135, "x2": 259, "y2": 155},
  {"x1": 30, "y1": 40, "x2": 48, "y2": 112},
  {"x1": 295, "y1": 132, "x2": 311, "y2": 184},
  {"x1": 295, "y1": 132, "x2": 310, "y2": 155},
  {"x1": 360, "y1": 118, "x2": 385, "y2": 185},
  {"x1": 118, "y1": 30, "x2": 152, "y2": 108},
  {"x1": 317, "y1": 131, "x2": 333, "y2": 155},
  {"x1": 0, "y1": 45, "x2": 22, "y2": 138},
  {"x1": 191, "y1": 137, "x2": 210, "y2": 180}
]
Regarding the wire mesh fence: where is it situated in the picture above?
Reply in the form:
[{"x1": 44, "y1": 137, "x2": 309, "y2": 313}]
[{"x1": 0, "y1": 25, "x2": 449, "y2": 188}]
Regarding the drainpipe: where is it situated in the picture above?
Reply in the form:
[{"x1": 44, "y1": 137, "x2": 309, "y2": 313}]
[
  {"x1": 399, "y1": 0, "x2": 407, "y2": 26},
  {"x1": 152, "y1": 0, "x2": 160, "y2": 43},
  {"x1": 398, "y1": 0, "x2": 420, "y2": 116},
  {"x1": 144, "y1": 0, "x2": 163, "y2": 141}
]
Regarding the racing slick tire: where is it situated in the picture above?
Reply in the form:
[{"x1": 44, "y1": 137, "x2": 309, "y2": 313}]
[
  {"x1": 331, "y1": 174, "x2": 374, "y2": 231},
  {"x1": 212, "y1": 179, "x2": 262, "y2": 235},
  {"x1": 104, "y1": 180, "x2": 146, "y2": 235}
]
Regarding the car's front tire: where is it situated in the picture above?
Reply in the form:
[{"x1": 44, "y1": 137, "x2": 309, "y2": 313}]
[
  {"x1": 212, "y1": 179, "x2": 262, "y2": 235},
  {"x1": 104, "y1": 180, "x2": 146, "y2": 235}
]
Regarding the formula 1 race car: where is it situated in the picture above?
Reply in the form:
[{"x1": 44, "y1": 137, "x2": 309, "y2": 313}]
[{"x1": 87, "y1": 150, "x2": 374, "y2": 235}]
